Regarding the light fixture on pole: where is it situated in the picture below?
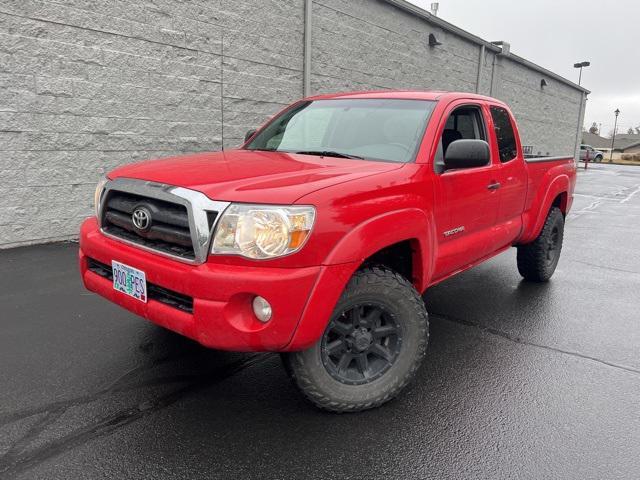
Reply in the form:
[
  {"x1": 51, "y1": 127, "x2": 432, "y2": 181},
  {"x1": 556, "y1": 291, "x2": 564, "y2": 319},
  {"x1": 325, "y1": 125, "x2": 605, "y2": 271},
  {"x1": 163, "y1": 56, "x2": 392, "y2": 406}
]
[
  {"x1": 610, "y1": 108, "x2": 620, "y2": 162},
  {"x1": 573, "y1": 61, "x2": 590, "y2": 86}
]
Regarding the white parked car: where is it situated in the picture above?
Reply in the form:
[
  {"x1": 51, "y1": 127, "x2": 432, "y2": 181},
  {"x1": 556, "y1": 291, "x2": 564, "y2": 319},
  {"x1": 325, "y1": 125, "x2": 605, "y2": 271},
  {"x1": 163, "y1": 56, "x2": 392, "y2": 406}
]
[{"x1": 580, "y1": 144, "x2": 604, "y2": 162}]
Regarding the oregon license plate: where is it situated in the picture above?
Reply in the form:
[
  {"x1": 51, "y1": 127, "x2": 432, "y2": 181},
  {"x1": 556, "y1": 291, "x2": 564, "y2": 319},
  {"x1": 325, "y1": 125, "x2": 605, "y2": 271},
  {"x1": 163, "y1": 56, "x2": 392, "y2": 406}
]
[{"x1": 112, "y1": 260, "x2": 147, "y2": 303}]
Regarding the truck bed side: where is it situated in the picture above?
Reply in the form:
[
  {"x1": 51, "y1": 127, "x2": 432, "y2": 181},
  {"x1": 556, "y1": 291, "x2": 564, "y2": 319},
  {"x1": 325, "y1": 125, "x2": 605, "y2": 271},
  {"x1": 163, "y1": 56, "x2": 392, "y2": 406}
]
[{"x1": 519, "y1": 156, "x2": 577, "y2": 244}]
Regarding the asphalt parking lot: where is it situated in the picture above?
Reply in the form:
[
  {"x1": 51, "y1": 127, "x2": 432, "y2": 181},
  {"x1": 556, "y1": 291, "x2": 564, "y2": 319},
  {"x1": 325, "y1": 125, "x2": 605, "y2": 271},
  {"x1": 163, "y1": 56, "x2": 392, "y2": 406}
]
[{"x1": 1, "y1": 163, "x2": 639, "y2": 479}]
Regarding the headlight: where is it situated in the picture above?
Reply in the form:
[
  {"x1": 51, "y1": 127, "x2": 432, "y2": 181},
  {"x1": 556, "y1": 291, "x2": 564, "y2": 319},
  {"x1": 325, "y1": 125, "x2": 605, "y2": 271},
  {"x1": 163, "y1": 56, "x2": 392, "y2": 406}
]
[
  {"x1": 212, "y1": 204, "x2": 315, "y2": 259},
  {"x1": 94, "y1": 176, "x2": 108, "y2": 218}
]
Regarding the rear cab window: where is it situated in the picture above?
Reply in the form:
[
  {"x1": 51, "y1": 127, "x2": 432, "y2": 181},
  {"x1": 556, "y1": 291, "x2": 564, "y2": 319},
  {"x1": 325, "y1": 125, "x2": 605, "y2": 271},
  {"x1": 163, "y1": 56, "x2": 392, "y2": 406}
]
[{"x1": 490, "y1": 106, "x2": 518, "y2": 162}]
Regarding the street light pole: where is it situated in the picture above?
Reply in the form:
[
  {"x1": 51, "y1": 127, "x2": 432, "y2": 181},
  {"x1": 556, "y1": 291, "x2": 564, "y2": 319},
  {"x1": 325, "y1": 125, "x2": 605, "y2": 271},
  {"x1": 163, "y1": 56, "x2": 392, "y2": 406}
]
[
  {"x1": 610, "y1": 108, "x2": 620, "y2": 162},
  {"x1": 573, "y1": 61, "x2": 590, "y2": 86}
]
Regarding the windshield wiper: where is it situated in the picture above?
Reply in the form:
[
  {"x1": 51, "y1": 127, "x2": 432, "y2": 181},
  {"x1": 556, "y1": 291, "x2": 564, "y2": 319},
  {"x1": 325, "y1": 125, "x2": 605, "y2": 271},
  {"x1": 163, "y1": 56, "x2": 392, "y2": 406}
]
[{"x1": 295, "y1": 150, "x2": 364, "y2": 160}]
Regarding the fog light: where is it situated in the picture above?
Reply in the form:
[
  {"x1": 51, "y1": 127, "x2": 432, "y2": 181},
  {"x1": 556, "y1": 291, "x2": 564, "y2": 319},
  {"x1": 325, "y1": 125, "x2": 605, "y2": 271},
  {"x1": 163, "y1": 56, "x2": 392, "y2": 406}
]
[{"x1": 252, "y1": 296, "x2": 272, "y2": 323}]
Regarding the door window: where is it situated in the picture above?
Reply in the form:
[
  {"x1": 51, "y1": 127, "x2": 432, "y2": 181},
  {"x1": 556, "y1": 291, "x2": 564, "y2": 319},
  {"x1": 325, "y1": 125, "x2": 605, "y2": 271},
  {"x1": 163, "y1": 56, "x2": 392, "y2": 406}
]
[
  {"x1": 434, "y1": 105, "x2": 487, "y2": 173},
  {"x1": 490, "y1": 106, "x2": 518, "y2": 162}
]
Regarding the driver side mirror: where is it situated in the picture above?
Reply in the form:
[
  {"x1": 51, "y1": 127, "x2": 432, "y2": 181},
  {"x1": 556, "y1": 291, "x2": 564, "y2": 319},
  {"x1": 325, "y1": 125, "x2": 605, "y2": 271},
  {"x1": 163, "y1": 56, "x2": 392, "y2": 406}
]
[
  {"x1": 244, "y1": 129, "x2": 257, "y2": 143},
  {"x1": 444, "y1": 139, "x2": 490, "y2": 170}
]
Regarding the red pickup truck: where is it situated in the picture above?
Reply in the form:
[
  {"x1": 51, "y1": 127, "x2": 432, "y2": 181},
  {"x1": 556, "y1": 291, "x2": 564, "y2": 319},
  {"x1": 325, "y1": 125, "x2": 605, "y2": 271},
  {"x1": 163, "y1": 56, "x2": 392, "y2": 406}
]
[{"x1": 80, "y1": 91, "x2": 576, "y2": 412}]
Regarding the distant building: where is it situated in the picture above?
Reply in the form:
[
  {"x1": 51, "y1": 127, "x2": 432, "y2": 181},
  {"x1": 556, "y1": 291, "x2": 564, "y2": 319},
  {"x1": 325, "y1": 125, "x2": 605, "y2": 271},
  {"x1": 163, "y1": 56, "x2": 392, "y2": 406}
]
[
  {"x1": 610, "y1": 134, "x2": 640, "y2": 154},
  {"x1": 617, "y1": 141, "x2": 640, "y2": 156},
  {"x1": 582, "y1": 132, "x2": 610, "y2": 149},
  {"x1": 582, "y1": 132, "x2": 640, "y2": 158}
]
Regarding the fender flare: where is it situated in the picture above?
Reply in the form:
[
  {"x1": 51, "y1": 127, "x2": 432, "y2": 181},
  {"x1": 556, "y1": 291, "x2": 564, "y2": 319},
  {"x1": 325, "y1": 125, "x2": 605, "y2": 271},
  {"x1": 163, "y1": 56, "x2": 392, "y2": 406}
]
[
  {"x1": 284, "y1": 208, "x2": 435, "y2": 351},
  {"x1": 324, "y1": 208, "x2": 434, "y2": 291},
  {"x1": 520, "y1": 173, "x2": 569, "y2": 244}
]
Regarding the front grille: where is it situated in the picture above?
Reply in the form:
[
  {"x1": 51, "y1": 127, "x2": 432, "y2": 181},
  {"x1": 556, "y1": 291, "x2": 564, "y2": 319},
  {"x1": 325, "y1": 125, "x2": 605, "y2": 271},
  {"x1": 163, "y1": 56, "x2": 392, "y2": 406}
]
[
  {"x1": 87, "y1": 258, "x2": 194, "y2": 313},
  {"x1": 101, "y1": 191, "x2": 214, "y2": 261},
  {"x1": 98, "y1": 178, "x2": 230, "y2": 265}
]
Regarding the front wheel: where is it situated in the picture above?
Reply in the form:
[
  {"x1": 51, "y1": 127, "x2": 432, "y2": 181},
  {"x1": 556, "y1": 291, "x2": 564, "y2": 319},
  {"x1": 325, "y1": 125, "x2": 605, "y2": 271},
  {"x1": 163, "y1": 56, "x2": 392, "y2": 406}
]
[
  {"x1": 517, "y1": 207, "x2": 565, "y2": 282},
  {"x1": 282, "y1": 267, "x2": 428, "y2": 413}
]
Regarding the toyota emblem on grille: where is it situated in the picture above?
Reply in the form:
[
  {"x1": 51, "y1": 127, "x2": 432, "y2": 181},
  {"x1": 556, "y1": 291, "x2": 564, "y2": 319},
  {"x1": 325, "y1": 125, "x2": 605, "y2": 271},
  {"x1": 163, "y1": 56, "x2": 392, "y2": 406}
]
[{"x1": 132, "y1": 207, "x2": 151, "y2": 232}]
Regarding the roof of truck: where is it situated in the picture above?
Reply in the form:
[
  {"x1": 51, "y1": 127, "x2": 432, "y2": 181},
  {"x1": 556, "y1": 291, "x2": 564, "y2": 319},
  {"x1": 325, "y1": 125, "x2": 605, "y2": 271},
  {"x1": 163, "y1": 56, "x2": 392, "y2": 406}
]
[{"x1": 306, "y1": 90, "x2": 505, "y2": 104}]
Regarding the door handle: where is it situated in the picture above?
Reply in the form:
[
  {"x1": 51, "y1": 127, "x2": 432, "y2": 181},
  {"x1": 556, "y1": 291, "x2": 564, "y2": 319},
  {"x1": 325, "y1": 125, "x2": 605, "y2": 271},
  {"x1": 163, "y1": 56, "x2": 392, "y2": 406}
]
[{"x1": 487, "y1": 182, "x2": 501, "y2": 190}]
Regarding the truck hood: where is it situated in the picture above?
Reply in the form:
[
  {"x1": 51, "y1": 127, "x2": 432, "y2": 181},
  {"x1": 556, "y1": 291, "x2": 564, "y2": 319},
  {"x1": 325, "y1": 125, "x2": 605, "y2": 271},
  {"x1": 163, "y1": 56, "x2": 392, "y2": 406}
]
[{"x1": 108, "y1": 150, "x2": 404, "y2": 204}]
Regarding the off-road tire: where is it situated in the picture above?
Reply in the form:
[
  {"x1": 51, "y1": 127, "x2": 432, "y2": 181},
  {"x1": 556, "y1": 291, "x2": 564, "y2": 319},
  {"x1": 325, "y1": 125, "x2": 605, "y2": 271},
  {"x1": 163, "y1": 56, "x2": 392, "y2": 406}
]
[
  {"x1": 517, "y1": 207, "x2": 565, "y2": 282},
  {"x1": 281, "y1": 266, "x2": 428, "y2": 413}
]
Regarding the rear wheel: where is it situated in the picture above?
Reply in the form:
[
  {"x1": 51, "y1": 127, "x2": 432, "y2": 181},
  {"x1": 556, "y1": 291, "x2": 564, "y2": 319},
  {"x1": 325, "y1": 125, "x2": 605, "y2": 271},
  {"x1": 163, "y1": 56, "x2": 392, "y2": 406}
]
[
  {"x1": 282, "y1": 267, "x2": 428, "y2": 413},
  {"x1": 517, "y1": 207, "x2": 564, "y2": 282},
  {"x1": 594, "y1": 154, "x2": 603, "y2": 162}
]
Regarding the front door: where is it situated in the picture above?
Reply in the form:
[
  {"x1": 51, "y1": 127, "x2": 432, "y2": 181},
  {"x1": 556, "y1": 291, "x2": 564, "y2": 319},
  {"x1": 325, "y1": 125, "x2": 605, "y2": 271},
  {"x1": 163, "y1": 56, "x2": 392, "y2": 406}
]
[{"x1": 431, "y1": 102, "x2": 502, "y2": 281}]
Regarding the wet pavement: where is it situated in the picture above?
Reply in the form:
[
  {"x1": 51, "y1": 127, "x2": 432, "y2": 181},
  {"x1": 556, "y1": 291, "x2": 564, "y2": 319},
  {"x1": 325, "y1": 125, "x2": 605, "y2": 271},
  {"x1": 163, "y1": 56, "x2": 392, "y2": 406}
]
[{"x1": 1, "y1": 163, "x2": 639, "y2": 479}]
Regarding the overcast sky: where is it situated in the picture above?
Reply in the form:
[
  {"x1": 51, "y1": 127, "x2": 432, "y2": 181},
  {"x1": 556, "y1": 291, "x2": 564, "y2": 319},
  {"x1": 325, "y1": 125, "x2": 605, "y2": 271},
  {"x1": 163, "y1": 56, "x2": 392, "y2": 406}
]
[{"x1": 409, "y1": 0, "x2": 640, "y2": 136}]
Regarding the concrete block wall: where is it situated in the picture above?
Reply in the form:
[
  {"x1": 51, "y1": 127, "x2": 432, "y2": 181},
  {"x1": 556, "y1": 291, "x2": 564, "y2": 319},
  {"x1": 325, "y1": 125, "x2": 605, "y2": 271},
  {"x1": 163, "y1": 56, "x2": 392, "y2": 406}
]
[
  {"x1": 311, "y1": 0, "x2": 480, "y2": 93},
  {"x1": 498, "y1": 56, "x2": 584, "y2": 156},
  {"x1": 0, "y1": 0, "x2": 585, "y2": 248},
  {"x1": 0, "y1": 0, "x2": 304, "y2": 247},
  {"x1": 310, "y1": 0, "x2": 584, "y2": 157}
]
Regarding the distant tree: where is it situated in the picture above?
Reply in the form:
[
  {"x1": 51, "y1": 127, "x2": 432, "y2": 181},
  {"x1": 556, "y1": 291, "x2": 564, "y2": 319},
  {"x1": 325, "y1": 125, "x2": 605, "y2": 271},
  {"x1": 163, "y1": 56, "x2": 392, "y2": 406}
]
[
  {"x1": 636, "y1": 126, "x2": 640, "y2": 135},
  {"x1": 589, "y1": 122, "x2": 599, "y2": 134},
  {"x1": 628, "y1": 127, "x2": 635, "y2": 135}
]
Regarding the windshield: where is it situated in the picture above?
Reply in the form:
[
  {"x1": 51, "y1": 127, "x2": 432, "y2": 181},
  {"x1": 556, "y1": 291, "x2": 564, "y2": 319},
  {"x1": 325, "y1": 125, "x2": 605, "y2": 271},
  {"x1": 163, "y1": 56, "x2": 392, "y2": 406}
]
[{"x1": 245, "y1": 99, "x2": 436, "y2": 163}]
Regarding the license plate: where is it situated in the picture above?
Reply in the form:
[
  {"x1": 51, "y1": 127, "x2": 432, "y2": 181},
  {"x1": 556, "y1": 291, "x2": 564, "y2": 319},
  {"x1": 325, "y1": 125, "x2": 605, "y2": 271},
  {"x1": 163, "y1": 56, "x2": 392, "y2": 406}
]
[{"x1": 112, "y1": 260, "x2": 147, "y2": 303}]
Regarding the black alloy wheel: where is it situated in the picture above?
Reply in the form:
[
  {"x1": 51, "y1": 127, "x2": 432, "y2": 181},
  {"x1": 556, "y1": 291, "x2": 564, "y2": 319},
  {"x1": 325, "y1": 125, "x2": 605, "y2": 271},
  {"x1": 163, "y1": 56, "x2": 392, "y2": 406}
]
[
  {"x1": 321, "y1": 303, "x2": 402, "y2": 385},
  {"x1": 546, "y1": 226, "x2": 560, "y2": 265}
]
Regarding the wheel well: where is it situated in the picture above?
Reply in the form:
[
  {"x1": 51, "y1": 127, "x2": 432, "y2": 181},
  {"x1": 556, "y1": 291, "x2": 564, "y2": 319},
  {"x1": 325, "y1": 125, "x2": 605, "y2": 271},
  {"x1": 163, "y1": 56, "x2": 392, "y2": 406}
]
[
  {"x1": 552, "y1": 192, "x2": 568, "y2": 216},
  {"x1": 361, "y1": 240, "x2": 419, "y2": 286}
]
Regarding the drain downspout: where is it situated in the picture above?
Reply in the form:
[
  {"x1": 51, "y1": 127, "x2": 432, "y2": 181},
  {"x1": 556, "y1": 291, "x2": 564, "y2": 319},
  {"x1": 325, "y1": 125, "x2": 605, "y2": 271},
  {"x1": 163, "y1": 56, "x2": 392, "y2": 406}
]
[
  {"x1": 303, "y1": 0, "x2": 312, "y2": 97},
  {"x1": 475, "y1": 45, "x2": 485, "y2": 94}
]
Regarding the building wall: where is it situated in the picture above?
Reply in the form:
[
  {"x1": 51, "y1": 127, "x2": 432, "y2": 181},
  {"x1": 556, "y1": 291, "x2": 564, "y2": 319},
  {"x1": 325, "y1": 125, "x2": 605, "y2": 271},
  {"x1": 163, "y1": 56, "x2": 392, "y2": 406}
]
[
  {"x1": 623, "y1": 145, "x2": 640, "y2": 154},
  {"x1": 0, "y1": 0, "x2": 585, "y2": 248},
  {"x1": 0, "y1": 0, "x2": 304, "y2": 247},
  {"x1": 310, "y1": 0, "x2": 585, "y2": 157},
  {"x1": 311, "y1": 0, "x2": 480, "y2": 93},
  {"x1": 497, "y1": 56, "x2": 584, "y2": 157}
]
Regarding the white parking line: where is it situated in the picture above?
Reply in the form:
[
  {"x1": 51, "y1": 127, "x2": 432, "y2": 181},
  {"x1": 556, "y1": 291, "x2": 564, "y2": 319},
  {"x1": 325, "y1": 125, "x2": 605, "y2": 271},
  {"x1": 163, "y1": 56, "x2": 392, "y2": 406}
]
[{"x1": 620, "y1": 185, "x2": 640, "y2": 204}]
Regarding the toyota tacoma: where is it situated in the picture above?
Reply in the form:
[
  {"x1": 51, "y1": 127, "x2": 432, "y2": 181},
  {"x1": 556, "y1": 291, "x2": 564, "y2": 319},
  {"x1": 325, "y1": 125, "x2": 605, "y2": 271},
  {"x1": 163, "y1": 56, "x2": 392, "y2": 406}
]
[{"x1": 80, "y1": 91, "x2": 577, "y2": 412}]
